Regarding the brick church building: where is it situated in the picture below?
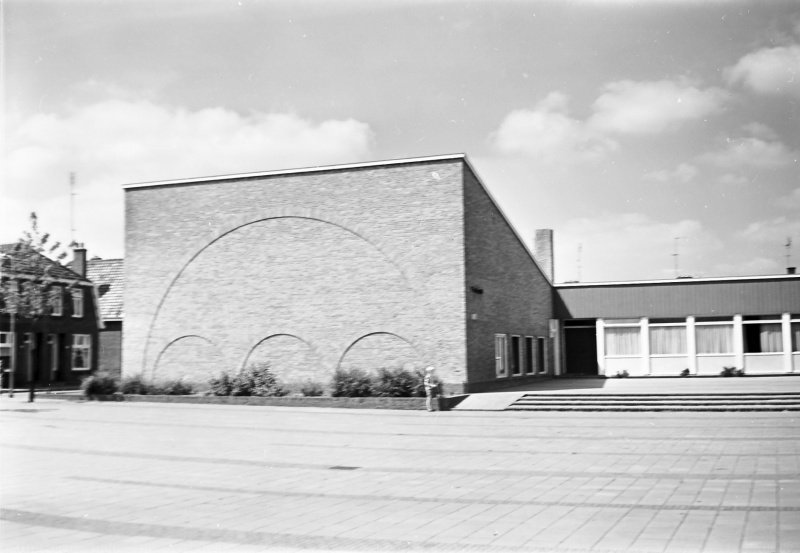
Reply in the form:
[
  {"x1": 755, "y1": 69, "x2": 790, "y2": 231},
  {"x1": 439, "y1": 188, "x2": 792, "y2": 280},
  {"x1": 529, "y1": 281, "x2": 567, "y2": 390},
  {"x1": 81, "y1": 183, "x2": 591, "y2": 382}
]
[{"x1": 123, "y1": 154, "x2": 800, "y2": 393}]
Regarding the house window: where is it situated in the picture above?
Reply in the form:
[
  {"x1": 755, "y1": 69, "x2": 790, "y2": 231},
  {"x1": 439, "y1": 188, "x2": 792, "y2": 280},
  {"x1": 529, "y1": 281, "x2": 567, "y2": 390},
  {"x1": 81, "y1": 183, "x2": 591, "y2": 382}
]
[
  {"x1": 0, "y1": 332, "x2": 13, "y2": 373},
  {"x1": 537, "y1": 337, "x2": 546, "y2": 373},
  {"x1": 743, "y1": 322, "x2": 782, "y2": 353},
  {"x1": 494, "y1": 334, "x2": 508, "y2": 378},
  {"x1": 510, "y1": 335, "x2": 521, "y2": 376},
  {"x1": 524, "y1": 336, "x2": 534, "y2": 374},
  {"x1": 50, "y1": 286, "x2": 63, "y2": 316},
  {"x1": 793, "y1": 323, "x2": 800, "y2": 353},
  {"x1": 71, "y1": 289, "x2": 84, "y2": 318},
  {"x1": 604, "y1": 327, "x2": 640, "y2": 356},
  {"x1": 649, "y1": 326, "x2": 687, "y2": 355},
  {"x1": 696, "y1": 324, "x2": 734, "y2": 354},
  {"x1": 49, "y1": 334, "x2": 59, "y2": 376},
  {"x1": 72, "y1": 334, "x2": 91, "y2": 370}
]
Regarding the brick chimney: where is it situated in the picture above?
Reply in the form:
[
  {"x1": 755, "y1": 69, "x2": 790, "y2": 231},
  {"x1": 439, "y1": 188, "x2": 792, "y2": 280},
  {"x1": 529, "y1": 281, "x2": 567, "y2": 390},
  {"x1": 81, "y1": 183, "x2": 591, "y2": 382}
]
[
  {"x1": 72, "y1": 243, "x2": 86, "y2": 278},
  {"x1": 533, "y1": 229, "x2": 554, "y2": 282}
]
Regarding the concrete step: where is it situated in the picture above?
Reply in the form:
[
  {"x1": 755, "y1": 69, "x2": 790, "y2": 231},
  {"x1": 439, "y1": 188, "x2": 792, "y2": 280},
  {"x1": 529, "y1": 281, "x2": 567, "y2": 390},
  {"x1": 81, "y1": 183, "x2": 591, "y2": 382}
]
[{"x1": 508, "y1": 392, "x2": 800, "y2": 412}]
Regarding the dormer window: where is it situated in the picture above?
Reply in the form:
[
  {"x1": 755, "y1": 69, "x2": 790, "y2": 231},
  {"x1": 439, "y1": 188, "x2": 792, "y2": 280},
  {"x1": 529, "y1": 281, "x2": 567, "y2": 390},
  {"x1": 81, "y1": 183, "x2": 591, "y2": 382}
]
[{"x1": 71, "y1": 289, "x2": 84, "y2": 318}]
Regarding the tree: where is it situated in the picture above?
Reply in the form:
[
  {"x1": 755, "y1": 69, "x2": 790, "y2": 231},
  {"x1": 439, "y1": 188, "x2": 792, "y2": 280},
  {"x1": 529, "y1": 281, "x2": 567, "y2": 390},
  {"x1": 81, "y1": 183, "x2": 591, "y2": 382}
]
[{"x1": 0, "y1": 213, "x2": 77, "y2": 401}]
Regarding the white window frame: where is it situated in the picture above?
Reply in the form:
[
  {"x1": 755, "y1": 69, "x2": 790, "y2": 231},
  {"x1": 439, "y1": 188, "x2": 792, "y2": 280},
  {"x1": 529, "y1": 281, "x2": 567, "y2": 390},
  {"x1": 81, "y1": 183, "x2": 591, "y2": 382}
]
[
  {"x1": 648, "y1": 322, "x2": 688, "y2": 357},
  {"x1": 603, "y1": 322, "x2": 641, "y2": 358},
  {"x1": 494, "y1": 334, "x2": 508, "y2": 378},
  {"x1": 72, "y1": 334, "x2": 91, "y2": 371},
  {"x1": 695, "y1": 321, "x2": 735, "y2": 355},
  {"x1": 742, "y1": 317, "x2": 783, "y2": 355},
  {"x1": 71, "y1": 289, "x2": 84, "y2": 318},
  {"x1": 50, "y1": 286, "x2": 63, "y2": 316},
  {"x1": 524, "y1": 336, "x2": 535, "y2": 375},
  {"x1": 792, "y1": 317, "x2": 800, "y2": 353}
]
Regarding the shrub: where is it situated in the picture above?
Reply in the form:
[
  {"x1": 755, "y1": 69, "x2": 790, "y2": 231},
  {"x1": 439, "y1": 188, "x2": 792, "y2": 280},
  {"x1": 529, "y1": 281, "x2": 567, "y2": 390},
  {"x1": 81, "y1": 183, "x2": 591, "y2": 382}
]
[
  {"x1": 209, "y1": 372, "x2": 234, "y2": 396},
  {"x1": 120, "y1": 373, "x2": 149, "y2": 394},
  {"x1": 720, "y1": 366, "x2": 745, "y2": 377},
  {"x1": 154, "y1": 379, "x2": 195, "y2": 395},
  {"x1": 81, "y1": 372, "x2": 119, "y2": 397},
  {"x1": 209, "y1": 363, "x2": 288, "y2": 397},
  {"x1": 680, "y1": 368, "x2": 690, "y2": 377},
  {"x1": 299, "y1": 380, "x2": 325, "y2": 397},
  {"x1": 373, "y1": 368, "x2": 422, "y2": 397},
  {"x1": 331, "y1": 368, "x2": 373, "y2": 397},
  {"x1": 615, "y1": 370, "x2": 629, "y2": 378}
]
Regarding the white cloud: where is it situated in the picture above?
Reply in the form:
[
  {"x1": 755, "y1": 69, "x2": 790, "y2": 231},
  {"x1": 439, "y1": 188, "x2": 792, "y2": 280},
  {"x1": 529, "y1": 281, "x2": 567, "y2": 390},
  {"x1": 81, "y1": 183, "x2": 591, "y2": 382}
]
[
  {"x1": 739, "y1": 216, "x2": 800, "y2": 244},
  {"x1": 489, "y1": 92, "x2": 618, "y2": 163},
  {"x1": 701, "y1": 136, "x2": 797, "y2": 169},
  {"x1": 588, "y1": 79, "x2": 729, "y2": 135},
  {"x1": 644, "y1": 162, "x2": 697, "y2": 184},
  {"x1": 2, "y1": 100, "x2": 375, "y2": 257},
  {"x1": 725, "y1": 44, "x2": 800, "y2": 98},
  {"x1": 554, "y1": 213, "x2": 723, "y2": 282},
  {"x1": 776, "y1": 187, "x2": 800, "y2": 209}
]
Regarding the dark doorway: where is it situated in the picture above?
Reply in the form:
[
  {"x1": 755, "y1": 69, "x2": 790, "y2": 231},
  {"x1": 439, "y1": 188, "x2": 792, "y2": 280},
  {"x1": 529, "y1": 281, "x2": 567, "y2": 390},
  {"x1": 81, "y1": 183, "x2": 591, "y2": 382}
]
[{"x1": 564, "y1": 326, "x2": 598, "y2": 375}]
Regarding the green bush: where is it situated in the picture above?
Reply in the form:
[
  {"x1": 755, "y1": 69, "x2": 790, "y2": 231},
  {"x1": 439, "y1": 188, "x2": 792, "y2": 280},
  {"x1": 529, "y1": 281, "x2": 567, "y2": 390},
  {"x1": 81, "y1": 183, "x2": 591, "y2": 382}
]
[
  {"x1": 120, "y1": 374, "x2": 195, "y2": 395},
  {"x1": 120, "y1": 374, "x2": 149, "y2": 394},
  {"x1": 209, "y1": 363, "x2": 288, "y2": 397},
  {"x1": 373, "y1": 368, "x2": 424, "y2": 397},
  {"x1": 721, "y1": 366, "x2": 745, "y2": 377},
  {"x1": 81, "y1": 372, "x2": 119, "y2": 397},
  {"x1": 300, "y1": 380, "x2": 325, "y2": 397},
  {"x1": 331, "y1": 368, "x2": 373, "y2": 397},
  {"x1": 680, "y1": 368, "x2": 690, "y2": 377},
  {"x1": 615, "y1": 370, "x2": 629, "y2": 378}
]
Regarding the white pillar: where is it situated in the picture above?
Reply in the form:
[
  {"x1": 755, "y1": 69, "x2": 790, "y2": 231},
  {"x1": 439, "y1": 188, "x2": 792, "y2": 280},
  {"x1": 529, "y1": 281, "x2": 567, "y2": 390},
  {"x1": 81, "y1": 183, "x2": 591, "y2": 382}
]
[
  {"x1": 687, "y1": 316, "x2": 697, "y2": 375},
  {"x1": 782, "y1": 313, "x2": 792, "y2": 373},
  {"x1": 550, "y1": 319, "x2": 561, "y2": 376},
  {"x1": 640, "y1": 317, "x2": 650, "y2": 376},
  {"x1": 734, "y1": 315, "x2": 744, "y2": 370},
  {"x1": 596, "y1": 319, "x2": 605, "y2": 377}
]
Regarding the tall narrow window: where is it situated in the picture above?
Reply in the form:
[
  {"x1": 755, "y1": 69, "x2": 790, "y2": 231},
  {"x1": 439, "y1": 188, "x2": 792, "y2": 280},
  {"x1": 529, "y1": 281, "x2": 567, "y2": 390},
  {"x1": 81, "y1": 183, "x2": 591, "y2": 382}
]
[
  {"x1": 49, "y1": 334, "x2": 59, "y2": 377},
  {"x1": 510, "y1": 335, "x2": 521, "y2": 376},
  {"x1": 50, "y1": 287, "x2": 63, "y2": 316},
  {"x1": 72, "y1": 334, "x2": 91, "y2": 370},
  {"x1": 494, "y1": 334, "x2": 508, "y2": 378},
  {"x1": 71, "y1": 289, "x2": 84, "y2": 318},
  {"x1": 537, "y1": 337, "x2": 546, "y2": 373},
  {"x1": 524, "y1": 336, "x2": 534, "y2": 374},
  {"x1": 792, "y1": 322, "x2": 800, "y2": 353},
  {"x1": 0, "y1": 332, "x2": 13, "y2": 374}
]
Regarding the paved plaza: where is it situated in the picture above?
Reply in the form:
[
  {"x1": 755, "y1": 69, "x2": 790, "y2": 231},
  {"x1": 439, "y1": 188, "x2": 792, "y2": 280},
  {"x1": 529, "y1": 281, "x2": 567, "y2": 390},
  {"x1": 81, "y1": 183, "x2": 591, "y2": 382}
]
[{"x1": 1, "y1": 394, "x2": 799, "y2": 552}]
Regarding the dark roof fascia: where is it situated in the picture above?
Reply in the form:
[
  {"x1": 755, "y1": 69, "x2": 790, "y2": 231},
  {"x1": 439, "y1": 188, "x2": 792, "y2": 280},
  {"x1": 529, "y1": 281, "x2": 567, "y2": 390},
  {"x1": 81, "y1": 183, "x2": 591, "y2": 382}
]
[{"x1": 556, "y1": 274, "x2": 800, "y2": 289}]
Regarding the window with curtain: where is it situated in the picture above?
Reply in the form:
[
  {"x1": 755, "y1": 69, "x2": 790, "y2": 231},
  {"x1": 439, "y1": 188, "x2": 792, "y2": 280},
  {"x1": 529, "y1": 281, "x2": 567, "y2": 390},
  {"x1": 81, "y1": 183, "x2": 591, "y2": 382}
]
[
  {"x1": 605, "y1": 327, "x2": 640, "y2": 356},
  {"x1": 649, "y1": 326, "x2": 686, "y2": 355},
  {"x1": 494, "y1": 334, "x2": 507, "y2": 377},
  {"x1": 744, "y1": 323, "x2": 782, "y2": 353},
  {"x1": 696, "y1": 325, "x2": 733, "y2": 354},
  {"x1": 793, "y1": 323, "x2": 800, "y2": 353}
]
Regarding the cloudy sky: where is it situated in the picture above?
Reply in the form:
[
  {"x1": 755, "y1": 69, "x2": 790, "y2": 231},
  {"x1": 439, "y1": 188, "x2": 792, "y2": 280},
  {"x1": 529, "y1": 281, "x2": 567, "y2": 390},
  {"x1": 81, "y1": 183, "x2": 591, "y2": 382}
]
[{"x1": 3, "y1": 0, "x2": 799, "y2": 282}]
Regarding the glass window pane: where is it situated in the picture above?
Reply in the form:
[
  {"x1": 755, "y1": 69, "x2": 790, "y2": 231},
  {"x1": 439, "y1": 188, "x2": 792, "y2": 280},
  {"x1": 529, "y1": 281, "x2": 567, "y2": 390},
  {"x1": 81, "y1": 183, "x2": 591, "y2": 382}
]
[
  {"x1": 605, "y1": 327, "x2": 640, "y2": 356},
  {"x1": 744, "y1": 323, "x2": 782, "y2": 353},
  {"x1": 696, "y1": 325, "x2": 733, "y2": 354},
  {"x1": 650, "y1": 326, "x2": 686, "y2": 355}
]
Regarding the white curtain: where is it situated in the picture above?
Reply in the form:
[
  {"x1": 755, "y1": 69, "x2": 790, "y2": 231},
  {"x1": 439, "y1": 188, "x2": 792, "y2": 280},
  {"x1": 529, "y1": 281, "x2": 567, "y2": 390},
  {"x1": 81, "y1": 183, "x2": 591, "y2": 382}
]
[
  {"x1": 605, "y1": 327, "x2": 640, "y2": 356},
  {"x1": 758, "y1": 324, "x2": 782, "y2": 353},
  {"x1": 650, "y1": 326, "x2": 686, "y2": 355},
  {"x1": 696, "y1": 325, "x2": 733, "y2": 354},
  {"x1": 793, "y1": 323, "x2": 800, "y2": 353}
]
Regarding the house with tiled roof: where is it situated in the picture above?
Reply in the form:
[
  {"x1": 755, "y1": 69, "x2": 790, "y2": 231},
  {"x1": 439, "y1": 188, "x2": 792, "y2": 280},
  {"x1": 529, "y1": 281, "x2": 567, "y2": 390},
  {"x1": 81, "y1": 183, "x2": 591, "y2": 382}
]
[
  {"x1": 1, "y1": 244, "x2": 102, "y2": 389},
  {"x1": 86, "y1": 258, "x2": 124, "y2": 376}
]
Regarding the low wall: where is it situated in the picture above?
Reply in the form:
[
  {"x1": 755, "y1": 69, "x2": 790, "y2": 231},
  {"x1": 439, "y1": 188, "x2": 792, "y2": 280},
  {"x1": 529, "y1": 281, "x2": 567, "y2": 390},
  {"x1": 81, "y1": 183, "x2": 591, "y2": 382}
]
[{"x1": 77, "y1": 394, "x2": 468, "y2": 411}]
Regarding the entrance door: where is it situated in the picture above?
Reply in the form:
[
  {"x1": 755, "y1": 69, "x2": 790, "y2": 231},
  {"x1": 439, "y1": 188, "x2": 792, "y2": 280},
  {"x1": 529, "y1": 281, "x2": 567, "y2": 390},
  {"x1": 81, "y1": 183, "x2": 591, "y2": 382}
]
[{"x1": 564, "y1": 326, "x2": 598, "y2": 375}]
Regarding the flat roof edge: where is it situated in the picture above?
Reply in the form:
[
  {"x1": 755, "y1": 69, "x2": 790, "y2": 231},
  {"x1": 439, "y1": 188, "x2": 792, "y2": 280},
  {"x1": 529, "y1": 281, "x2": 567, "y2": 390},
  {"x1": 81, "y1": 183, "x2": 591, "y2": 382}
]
[
  {"x1": 123, "y1": 153, "x2": 467, "y2": 190},
  {"x1": 556, "y1": 274, "x2": 800, "y2": 287}
]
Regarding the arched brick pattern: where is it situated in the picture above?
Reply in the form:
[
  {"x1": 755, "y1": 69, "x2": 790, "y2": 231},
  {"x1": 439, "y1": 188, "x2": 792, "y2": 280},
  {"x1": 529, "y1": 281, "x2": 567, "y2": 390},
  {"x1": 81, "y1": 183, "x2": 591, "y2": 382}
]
[
  {"x1": 338, "y1": 332, "x2": 421, "y2": 373},
  {"x1": 144, "y1": 218, "x2": 429, "y2": 379},
  {"x1": 153, "y1": 335, "x2": 223, "y2": 382},
  {"x1": 243, "y1": 334, "x2": 319, "y2": 385}
]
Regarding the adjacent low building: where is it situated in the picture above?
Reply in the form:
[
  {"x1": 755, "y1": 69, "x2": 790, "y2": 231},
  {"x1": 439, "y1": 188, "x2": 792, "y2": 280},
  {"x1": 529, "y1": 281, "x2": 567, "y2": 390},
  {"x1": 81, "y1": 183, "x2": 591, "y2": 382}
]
[{"x1": 122, "y1": 154, "x2": 800, "y2": 392}]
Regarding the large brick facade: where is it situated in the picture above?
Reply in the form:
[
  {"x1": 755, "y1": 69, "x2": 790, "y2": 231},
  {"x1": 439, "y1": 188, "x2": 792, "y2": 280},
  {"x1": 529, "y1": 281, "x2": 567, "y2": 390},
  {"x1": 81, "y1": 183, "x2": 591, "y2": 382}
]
[{"x1": 123, "y1": 155, "x2": 557, "y2": 393}]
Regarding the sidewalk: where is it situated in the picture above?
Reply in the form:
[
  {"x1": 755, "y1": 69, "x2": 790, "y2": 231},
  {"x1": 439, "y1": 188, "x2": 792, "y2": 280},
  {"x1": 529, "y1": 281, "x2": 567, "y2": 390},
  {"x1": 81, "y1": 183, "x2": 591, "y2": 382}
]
[{"x1": 2, "y1": 394, "x2": 799, "y2": 552}]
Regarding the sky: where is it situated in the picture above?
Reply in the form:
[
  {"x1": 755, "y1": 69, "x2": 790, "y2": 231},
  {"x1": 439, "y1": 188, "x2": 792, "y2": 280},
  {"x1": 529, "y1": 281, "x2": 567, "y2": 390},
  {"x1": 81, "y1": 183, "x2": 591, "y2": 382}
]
[{"x1": 2, "y1": 0, "x2": 799, "y2": 283}]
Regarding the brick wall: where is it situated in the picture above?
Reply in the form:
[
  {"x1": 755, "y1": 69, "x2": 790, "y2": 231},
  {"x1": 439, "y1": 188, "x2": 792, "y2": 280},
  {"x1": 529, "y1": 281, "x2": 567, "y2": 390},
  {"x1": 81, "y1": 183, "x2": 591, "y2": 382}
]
[
  {"x1": 124, "y1": 159, "x2": 469, "y2": 391},
  {"x1": 98, "y1": 321, "x2": 122, "y2": 376},
  {"x1": 462, "y1": 165, "x2": 554, "y2": 392}
]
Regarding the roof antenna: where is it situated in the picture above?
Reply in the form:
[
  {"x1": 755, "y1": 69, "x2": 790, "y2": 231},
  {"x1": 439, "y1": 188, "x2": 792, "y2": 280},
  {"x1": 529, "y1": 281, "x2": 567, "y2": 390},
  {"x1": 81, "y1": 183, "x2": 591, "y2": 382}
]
[
  {"x1": 786, "y1": 237, "x2": 793, "y2": 270},
  {"x1": 577, "y1": 243, "x2": 582, "y2": 283},
  {"x1": 672, "y1": 236, "x2": 683, "y2": 279},
  {"x1": 70, "y1": 172, "x2": 77, "y2": 243}
]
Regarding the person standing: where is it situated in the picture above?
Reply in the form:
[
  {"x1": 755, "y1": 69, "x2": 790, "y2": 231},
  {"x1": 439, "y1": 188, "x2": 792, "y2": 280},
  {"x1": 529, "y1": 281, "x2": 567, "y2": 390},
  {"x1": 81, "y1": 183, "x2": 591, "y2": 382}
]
[{"x1": 424, "y1": 366, "x2": 438, "y2": 412}]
